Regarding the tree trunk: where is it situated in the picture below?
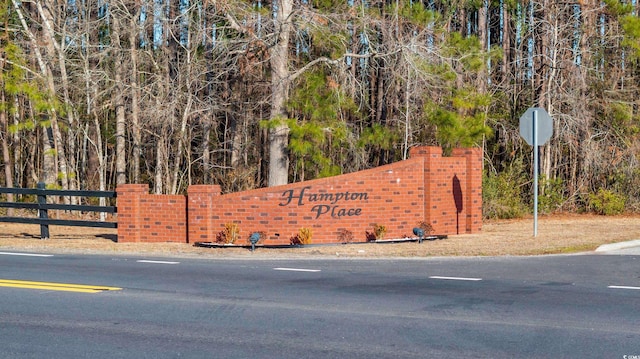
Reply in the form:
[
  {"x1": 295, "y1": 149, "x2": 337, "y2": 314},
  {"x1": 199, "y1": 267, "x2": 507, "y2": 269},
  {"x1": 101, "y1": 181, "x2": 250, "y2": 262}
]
[
  {"x1": 155, "y1": 133, "x2": 166, "y2": 194},
  {"x1": 93, "y1": 109, "x2": 107, "y2": 221},
  {"x1": 267, "y1": 0, "x2": 294, "y2": 187},
  {"x1": 11, "y1": 0, "x2": 60, "y2": 187},
  {"x1": 501, "y1": 2, "x2": 511, "y2": 80},
  {"x1": 111, "y1": 14, "x2": 127, "y2": 185},
  {"x1": 0, "y1": 90, "x2": 14, "y2": 215},
  {"x1": 38, "y1": 0, "x2": 78, "y2": 204},
  {"x1": 477, "y1": 0, "x2": 488, "y2": 93},
  {"x1": 129, "y1": 9, "x2": 142, "y2": 184},
  {"x1": 202, "y1": 117, "x2": 212, "y2": 184},
  {"x1": 12, "y1": 97, "x2": 25, "y2": 186},
  {"x1": 170, "y1": 17, "x2": 194, "y2": 195},
  {"x1": 171, "y1": 94, "x2": 192, "y2": 195}
]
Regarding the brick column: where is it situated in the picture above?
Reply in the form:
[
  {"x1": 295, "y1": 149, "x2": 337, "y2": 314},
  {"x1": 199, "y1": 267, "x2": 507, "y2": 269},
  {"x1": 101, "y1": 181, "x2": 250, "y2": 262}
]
[
  {"x1": 452, "y1": 148, "x2": 483, "y2": 233},
  {"x1": 409, "y1": 146, "x2": 443, "y2": 232},
  {"x1": 409, "y1": 146, "x2": 443, "y2": 159},
  {"x1": 116, "y1": 184, "x2": 149, "y2": 242},
  {"x1": 187, "y1": 185, "x2": 222, "y2": 243}
]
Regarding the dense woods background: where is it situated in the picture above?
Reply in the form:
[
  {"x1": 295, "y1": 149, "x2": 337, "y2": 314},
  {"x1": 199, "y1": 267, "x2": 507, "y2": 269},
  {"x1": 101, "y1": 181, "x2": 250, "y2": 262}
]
[{"x1": 1, "y1": 0, "x2": 640, "y2": 218}]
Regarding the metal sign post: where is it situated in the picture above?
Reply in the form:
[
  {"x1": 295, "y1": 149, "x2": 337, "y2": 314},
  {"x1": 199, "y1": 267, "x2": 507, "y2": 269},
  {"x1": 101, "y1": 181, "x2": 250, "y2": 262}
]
[
  {"x1": 519, "y1": 107, "x2": 553, "y2": 237},
  {"x1": 532, "y1": 110, "x2": 539, "y2": 237}
]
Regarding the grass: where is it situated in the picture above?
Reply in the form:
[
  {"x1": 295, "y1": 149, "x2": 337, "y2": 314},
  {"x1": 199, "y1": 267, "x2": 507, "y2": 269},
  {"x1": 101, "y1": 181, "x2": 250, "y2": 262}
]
[{"x1": 0, "y1": 214, "x2": 639, "y2": 258}]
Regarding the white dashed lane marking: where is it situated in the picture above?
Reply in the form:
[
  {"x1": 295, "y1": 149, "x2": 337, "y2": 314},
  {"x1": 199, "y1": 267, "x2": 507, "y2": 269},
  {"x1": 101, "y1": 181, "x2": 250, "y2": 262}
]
[
  {"x1": 0, "y1": 252, "x2": 54, "y2": 257},
  {"x1": 429, "y1": 276, "x2": 483, "y2": 282},
  {"x1": 608, "y1": 285, "x2": 640, "y2": 291},
  {"x1": 136, "y1": 260, "x2": 180, "y2": 265},
  {"x1": 274, "y1": 267, "x2": 321, "y2": 273}
]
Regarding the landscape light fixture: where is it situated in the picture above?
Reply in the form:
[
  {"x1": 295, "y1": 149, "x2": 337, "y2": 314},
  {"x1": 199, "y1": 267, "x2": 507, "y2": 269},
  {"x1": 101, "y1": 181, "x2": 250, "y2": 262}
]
[
  {"x1": 413, "y1": 227, "x2": 425, "y2": 243},
  {"x1": 249, "y1": 232, "x2": 261, "y2": 251}
]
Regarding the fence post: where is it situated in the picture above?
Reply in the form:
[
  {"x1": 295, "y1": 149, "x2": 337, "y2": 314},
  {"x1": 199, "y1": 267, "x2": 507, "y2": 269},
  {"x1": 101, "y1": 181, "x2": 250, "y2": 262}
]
[{"x1": 37, "y1": 182, "x2": 50, "y2": 239}]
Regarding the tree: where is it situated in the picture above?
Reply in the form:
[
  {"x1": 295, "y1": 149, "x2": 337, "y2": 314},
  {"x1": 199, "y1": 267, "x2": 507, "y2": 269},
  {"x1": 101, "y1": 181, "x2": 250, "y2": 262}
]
[{"x1": 267, "y1": 0, "x2": 294, "y2": 186}]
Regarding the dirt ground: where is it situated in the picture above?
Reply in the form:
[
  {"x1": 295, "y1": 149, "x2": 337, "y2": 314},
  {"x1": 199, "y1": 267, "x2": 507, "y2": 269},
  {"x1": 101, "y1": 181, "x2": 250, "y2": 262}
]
[{"x1": 0, "y1": 214, "x2": 638, "y2": 258}]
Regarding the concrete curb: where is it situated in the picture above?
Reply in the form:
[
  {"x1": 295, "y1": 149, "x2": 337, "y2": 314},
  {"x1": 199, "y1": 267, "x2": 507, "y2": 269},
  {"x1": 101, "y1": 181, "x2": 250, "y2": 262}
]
[{"x1": 595, "y1": 239, "x2": 640, "y2": 252}]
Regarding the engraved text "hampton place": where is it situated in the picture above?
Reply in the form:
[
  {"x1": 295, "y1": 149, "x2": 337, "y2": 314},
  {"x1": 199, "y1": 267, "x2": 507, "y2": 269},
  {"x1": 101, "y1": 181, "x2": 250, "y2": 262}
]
[{"x1": 279, "y1": 186, "x2": 368, "y2": 219}]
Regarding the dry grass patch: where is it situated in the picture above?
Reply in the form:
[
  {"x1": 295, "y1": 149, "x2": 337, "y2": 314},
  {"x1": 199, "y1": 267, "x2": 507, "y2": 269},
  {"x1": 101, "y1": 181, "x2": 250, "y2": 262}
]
[{"x1": 0, "y1": 214, "x2": 639, "y2": 258}]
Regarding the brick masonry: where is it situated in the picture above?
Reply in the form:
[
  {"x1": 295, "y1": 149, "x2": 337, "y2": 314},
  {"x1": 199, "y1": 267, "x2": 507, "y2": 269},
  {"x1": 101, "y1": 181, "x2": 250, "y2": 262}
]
[
  {"x1": 116, "y1": 146, "x2": 482, "y2": 244},
  {"x1": 116, "y1": 184, "x2": 187, "y2": 243}
]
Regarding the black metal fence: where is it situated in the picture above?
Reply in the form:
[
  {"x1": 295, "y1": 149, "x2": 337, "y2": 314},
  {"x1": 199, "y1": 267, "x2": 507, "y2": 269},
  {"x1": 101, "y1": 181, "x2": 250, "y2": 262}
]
[{"x1": 0, "y1": 182, "x2": 117, "y2": 239}]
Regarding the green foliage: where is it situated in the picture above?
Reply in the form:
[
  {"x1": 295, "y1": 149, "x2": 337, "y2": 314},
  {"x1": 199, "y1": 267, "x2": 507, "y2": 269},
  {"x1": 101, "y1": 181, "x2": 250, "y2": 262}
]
[
  {"x1": 310, "y1": 0, "x2": 349, "y2": 11},
  {"x1": 416, "y1": 62, "x2": 457, "y2": 82},
  {"x1": 259, "y1": 116, "x2": 287, "y2": 130},
  {"x1": 310, "y1": 30, "x2": 348, "y2": 60},
  {"x1": 606, "y1": 102, "x2": 640, "y2": 136},
  {"x1": 609, "y1": 101, "x2": 632, "y2": 123},
  {"x1": 357, "y1": 123, "x2": 399, "y2": 151},
  {"x1": 501, "y1": 0, "x2": 520, "y2": 11},
  {"x1": 604, "y1": 0, "x2": 634, "y2": 17},
  {"x1": 417, "y1": 25, "x2": 496, "y2": 153},
  {"x1": 587, "y1": 189, "x2": 626, "y2": 215},
  {"x1": 8, "y1": 119, "x2": 36, "y2": 133},
  {"x1": 359, "y1": 4, "x2": 382, "y2": 19},
  {"x1": 445, "y1": 33, "x2": 485, "y2": 71},
  {"x1": 301, "y1": 16, "x2": 349, "y2": 60},
  {"x1": 287, "y1": 119, "x2": 342, "y2": 178},
  {"x1": 611, "y1": 0, "x2": 640, "y2": 59},
  {"x1": 466, "y1": 0, "x2": 485, "y2": 10},
  {"x1": 1, "y1": 35, "x2": 61, "y2": 134},
  {"x1": 45, "y1": 182, "x2": 62, "y2": 190},
  {"x1": 287, "y1": 70, "x2": 355, "y2": 120},
  {"x1": 2, "y1": 43, "x2": 41, "y2": 100},
  {"x1": 386, "y1": 1, "x2": 437, "y2": 26},
  {"x1": 286, "y1": 70, "x2": 359, "y2": 180},
  {"x1": 423, "y1": 88, "x2": 493, "y2": 153},
  {"x1": 250, "y1": 2, "x2": 270, "y2": 15},
  {"x1": 608, "y1": 168, "x2": 640, "y2": 211},
  {"x1": 483, "y1": 160, "x2": 528, "y2": 219},
  {"x1": 538, "y1": 176, "x2": 565, "y2": 214},
  {"x1": 621, "y1": 18, "x2": 640, "y2": 59}
]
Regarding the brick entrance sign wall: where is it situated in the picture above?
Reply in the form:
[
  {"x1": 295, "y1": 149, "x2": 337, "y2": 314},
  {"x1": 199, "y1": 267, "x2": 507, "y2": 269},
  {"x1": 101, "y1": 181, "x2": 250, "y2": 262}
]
[{"x1": 116, "y1": 146, "x2": 482, "y2": 244}]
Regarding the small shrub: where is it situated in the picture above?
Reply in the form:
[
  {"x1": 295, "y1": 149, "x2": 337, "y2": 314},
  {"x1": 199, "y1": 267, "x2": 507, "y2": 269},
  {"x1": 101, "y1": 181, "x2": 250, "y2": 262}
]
[
  {"x1": 217, "y1": 222, "x2": 240, "y2": 244},
  {"x1": 483, "y1": 164, "x2": 528, "y2": 219},
  {"x1": 337, "y1": 228, "x2": 354, "y2": 243},
  {"x1": 365, "y1": 231, "x2": 376, "y2": 242},
  {"x1": 587, "y1": 189, "x2": 626, "y2": 215},
  {"x1": 291, "y1": 227, "x2": 312, "y2": 245},
  {"x1": 373, "y1": 224, "x2": 387, "y2": 240},
  {"x1": 608, "y1": 167, "x2": 640, "y2": 212},
  {"x1": 416, "y1": 221, "x2": 434, "y2": 236},
  {"x1": 538, "y1": 176, "x2": 565, "y2": 214}
]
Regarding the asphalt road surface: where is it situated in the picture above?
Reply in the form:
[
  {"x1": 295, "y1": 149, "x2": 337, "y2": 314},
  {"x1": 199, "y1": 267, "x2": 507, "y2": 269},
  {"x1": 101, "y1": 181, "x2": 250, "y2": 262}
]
[{"x1": 1, "y1": 251, "x2": 639, "y2": 358}]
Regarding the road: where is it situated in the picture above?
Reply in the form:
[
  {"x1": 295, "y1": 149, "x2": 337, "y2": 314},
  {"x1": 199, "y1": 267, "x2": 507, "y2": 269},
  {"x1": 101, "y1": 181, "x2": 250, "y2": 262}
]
[{"x1": 0, "y1": 250, "x2": 639, "y2": 358}]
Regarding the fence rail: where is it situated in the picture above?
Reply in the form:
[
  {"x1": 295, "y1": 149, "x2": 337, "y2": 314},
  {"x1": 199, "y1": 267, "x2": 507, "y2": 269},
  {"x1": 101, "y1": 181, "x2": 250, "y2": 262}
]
[{"x1": 0, "y1": 182, "x2": 117, "y2": 239}]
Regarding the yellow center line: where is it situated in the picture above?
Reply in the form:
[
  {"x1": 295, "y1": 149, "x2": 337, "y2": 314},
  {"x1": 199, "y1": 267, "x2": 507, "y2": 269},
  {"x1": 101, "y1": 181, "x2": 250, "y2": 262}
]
[{"x1": 0, "y1": 279, "x2": 122, "y2": 293}]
